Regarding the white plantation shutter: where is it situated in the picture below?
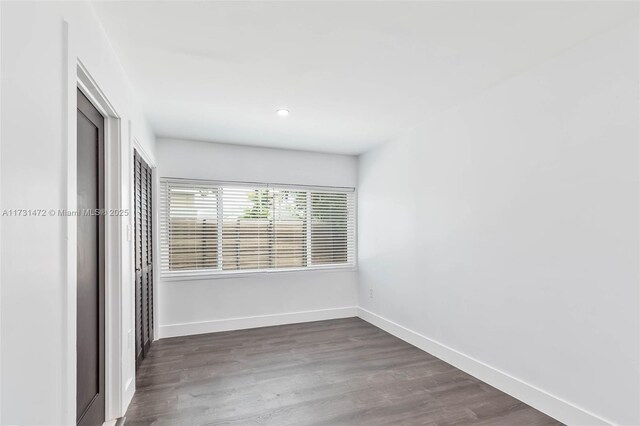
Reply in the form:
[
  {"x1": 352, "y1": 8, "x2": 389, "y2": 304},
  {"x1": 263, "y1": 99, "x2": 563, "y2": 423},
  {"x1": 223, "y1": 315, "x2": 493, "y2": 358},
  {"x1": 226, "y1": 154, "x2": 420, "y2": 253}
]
[{"x1": 160, "y1": 179, "x2": 355, "y2": 276}]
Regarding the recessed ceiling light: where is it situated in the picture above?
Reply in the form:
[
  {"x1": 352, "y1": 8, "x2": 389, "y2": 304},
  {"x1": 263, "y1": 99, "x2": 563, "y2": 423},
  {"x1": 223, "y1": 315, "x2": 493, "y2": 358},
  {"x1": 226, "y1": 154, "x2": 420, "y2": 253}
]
[{"x1": 276, "y1": 109, "x2": 289, "y2": 116}]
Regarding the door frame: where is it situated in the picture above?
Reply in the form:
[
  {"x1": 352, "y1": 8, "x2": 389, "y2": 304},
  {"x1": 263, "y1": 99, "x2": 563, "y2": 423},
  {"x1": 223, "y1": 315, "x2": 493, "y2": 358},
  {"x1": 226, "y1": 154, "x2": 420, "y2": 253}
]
[
  {"x1": 64, "y1": 23, "x2": 127, "y2": 424},
  {"x1": 78, "y1": 62, "x2": 123, "y2": 423}
]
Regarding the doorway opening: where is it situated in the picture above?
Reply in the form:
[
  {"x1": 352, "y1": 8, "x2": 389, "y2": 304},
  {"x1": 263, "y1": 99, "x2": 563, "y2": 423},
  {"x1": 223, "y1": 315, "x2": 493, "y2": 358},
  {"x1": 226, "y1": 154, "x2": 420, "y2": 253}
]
[{"x1": 70, "y1": 60, "x2": 127, "y2": 424}]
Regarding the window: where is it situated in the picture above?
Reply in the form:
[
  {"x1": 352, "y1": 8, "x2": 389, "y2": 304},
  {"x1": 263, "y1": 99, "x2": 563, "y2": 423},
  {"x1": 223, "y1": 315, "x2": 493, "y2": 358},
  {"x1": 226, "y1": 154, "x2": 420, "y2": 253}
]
[{"x1": 160, "y1": 179, "x2": 356, "y2": 277}]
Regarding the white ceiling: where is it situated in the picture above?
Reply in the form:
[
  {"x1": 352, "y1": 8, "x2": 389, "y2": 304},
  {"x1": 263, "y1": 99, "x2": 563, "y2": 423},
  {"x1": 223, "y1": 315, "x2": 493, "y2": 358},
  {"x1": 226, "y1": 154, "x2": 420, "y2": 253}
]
[{"x1": 93, "y1": 1, "x2": 634, "y2": 155}]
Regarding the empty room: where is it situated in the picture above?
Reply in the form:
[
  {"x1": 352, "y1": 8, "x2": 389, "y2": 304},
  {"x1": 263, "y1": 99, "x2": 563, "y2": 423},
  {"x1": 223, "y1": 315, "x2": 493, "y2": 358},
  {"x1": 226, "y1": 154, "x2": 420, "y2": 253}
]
[{"x1": 1, "y1": 1, "x2": 639, "y2": 425}]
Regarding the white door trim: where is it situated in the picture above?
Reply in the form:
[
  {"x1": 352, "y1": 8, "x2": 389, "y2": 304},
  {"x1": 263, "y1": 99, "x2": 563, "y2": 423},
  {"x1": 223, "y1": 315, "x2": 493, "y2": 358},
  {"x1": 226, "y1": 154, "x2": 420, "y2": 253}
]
[{"x1": 64, "y1": 20, "x2": 127, "y2": 424}]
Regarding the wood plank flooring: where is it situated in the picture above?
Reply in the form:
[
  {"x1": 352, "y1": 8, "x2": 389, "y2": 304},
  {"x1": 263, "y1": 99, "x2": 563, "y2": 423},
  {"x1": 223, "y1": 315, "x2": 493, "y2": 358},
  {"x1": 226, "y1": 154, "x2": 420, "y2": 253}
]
[{"x1": 125, "y1": 318, "x2": 561, "y2": 426}]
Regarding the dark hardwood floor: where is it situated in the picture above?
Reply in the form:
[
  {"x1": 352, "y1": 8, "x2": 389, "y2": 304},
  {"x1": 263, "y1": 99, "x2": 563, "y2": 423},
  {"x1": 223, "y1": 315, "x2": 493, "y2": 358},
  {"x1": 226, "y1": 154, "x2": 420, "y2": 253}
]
[{"x1": 125, "y1": 317, "x2": 561, "y2": 426}]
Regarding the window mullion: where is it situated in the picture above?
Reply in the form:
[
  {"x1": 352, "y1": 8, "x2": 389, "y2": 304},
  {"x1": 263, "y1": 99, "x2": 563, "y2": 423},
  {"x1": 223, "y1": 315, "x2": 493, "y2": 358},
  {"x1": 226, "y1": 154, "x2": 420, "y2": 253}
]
[
  {"x1": 269, "y1": 187, "x2": 275, "y2": 269},
  {"x1": 306, "y1": 190, "x2": 311, "y2": 268},
  {"x1": 217, "y1": 186, "x2": 223, "y2": 271}
]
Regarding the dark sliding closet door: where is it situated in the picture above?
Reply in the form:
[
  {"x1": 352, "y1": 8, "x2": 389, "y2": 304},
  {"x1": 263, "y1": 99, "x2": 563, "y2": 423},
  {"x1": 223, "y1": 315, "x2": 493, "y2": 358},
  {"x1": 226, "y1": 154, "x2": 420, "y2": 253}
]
[{"x1": 134, "y1": 150, "x2": 154, "y2": 367}]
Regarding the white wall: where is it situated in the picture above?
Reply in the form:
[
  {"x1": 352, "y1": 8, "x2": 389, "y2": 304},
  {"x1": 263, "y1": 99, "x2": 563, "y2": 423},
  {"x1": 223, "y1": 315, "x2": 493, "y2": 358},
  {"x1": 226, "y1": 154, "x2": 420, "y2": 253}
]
[
  {"x1": 157, "y1": 138, "x2": 358, "y2": 337},
  {"x1": 358, "y1": 19, "x2": 639, "y2": 426},
  {"x1": 0, "y1": 1, "x2": 155, "y2": 424}
]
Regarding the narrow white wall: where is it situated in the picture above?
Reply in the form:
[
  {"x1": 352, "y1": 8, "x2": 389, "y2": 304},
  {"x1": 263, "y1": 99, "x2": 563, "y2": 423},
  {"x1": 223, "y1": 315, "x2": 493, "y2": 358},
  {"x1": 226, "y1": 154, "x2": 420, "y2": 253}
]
[
  {"x1": 0, "y1": 1, "x2": 155, "y2": 424},
  {"x1": 358, "y1": 19, "x2": 639, "y2": 426},
  {"x1": 157, "y1": 138, "x2": 358, "y2": 337}
]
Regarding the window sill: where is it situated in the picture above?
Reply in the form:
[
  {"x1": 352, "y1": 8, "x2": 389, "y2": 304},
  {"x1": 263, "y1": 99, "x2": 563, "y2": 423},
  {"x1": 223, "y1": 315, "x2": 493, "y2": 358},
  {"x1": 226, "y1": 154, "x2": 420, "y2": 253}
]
[{"x1": 160, "y1": 265, "x2": 358, "y2": 281}]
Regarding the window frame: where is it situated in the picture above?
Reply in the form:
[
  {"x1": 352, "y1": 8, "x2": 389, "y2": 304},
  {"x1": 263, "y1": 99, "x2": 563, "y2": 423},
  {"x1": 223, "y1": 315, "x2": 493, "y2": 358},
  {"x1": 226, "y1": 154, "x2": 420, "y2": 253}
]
[{"x1": 159, "y1": 178, "x2": 357, "y2": 280}]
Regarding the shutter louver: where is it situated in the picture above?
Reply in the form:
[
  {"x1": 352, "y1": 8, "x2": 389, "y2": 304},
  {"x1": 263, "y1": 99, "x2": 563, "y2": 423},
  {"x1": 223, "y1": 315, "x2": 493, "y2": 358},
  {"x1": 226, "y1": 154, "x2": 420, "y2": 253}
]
[{"x1": 160, "y1": 179, "x2": 356, "y2": 277}]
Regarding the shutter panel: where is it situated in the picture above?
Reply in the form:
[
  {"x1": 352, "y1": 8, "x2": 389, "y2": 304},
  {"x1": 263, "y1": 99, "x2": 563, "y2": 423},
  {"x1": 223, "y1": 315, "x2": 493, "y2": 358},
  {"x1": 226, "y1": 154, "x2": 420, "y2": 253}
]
[
  {"x1": 134, "y1": 157, "x2": 143, "y2": 361},
  {"x1": 221, "y1": 186, "x2": 272, "y2": 270},
  {"x1": 161, "y1": 181, "x2": 219, "y2": 271},
  {"x1": 141, "y1": 164, "x2": 149, "y2": 347},
  {"x1": 144, "y1": 163, "x2": 153, "y2": 347},
  {"x1": 134, "y1": 150, "x2": 154, "y2": 367},
  {"x1": 309, "y1": 191, "x2": 356, "y2": 266},
  {"x1": 273, "y1": 189, "x2": 307, "y2": 268}
]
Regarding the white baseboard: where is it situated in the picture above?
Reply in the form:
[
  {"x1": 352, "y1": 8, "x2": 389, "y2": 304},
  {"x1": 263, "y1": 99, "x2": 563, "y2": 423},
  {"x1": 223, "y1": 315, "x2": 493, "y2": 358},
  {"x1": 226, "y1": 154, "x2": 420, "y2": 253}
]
[
  {"x1": 122, "y1": 376, "x2": 134, "y2": 417},
  {"x1": 159, "y1": 306, "x2": 358, "y2": 338},
  {"x1": 357, "y1": 308, "x2": 609, "y2": 426}
]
